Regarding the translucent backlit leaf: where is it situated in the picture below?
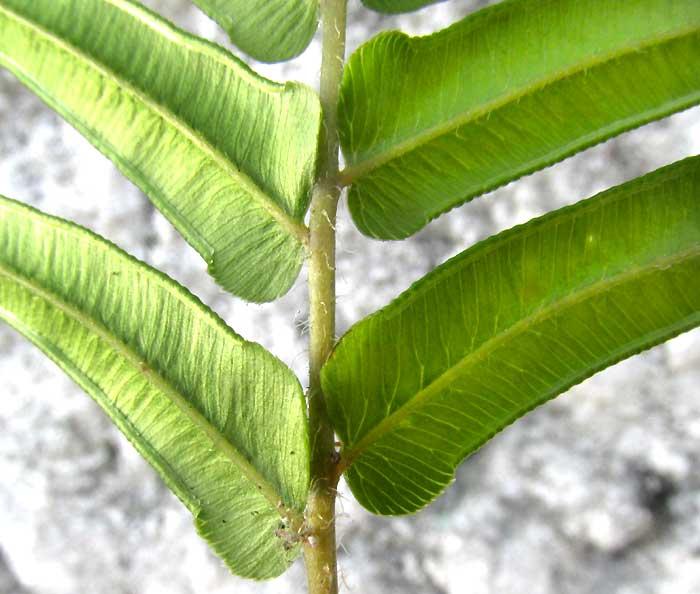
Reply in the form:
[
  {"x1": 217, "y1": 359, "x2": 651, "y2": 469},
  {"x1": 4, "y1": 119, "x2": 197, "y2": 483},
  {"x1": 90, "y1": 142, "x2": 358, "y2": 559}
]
[
  {"x1": 0, "y1": 196, "x2": 310, "y2": 578},
  {"x1": 0, "y1": 0, "x2": 321, "y2": 301},
  {"x1": 190, "y1": 0, "x2": 319, "y2": 62}
]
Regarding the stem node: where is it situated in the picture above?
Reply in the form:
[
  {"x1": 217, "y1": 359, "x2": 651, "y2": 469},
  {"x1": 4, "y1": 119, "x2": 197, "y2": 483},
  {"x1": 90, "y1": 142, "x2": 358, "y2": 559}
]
[{"x1": 304, "y1": 1, "x2": 347, "y2": 593}]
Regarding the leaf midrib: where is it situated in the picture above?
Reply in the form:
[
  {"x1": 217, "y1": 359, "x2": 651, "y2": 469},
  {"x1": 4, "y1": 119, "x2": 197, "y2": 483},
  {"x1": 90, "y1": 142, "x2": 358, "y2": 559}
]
[
  {"x1": 341, "y1": 246, "x2": 700, "y2": 466},
  {"x1": 338, "y1": 24, "x2": 698, "y2": 184},
  {"x1": 0, "y1": 2, "x2": 309, "y2": 246},
  {"x1": 0, "y1": 247, "x2": 302, "y2": 525}
]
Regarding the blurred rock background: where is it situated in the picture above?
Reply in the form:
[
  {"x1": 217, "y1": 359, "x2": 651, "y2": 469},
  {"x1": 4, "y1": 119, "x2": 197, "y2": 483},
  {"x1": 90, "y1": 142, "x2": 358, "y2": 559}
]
[{"x1": 1, "y1": 1, "x2": 699, "y2": 593}]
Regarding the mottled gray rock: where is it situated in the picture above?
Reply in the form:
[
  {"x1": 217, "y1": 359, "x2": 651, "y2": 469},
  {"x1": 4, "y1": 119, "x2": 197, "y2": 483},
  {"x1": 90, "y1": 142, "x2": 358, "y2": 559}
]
[{"x1": 1, "y1": 2, "x2": 699, "y2": 594}]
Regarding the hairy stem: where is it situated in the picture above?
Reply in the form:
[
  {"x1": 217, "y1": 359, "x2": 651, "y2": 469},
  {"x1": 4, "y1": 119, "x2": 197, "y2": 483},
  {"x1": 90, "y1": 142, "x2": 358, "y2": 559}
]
[{"x1": 304, "y1": 1, "x2": 347, "y2": 593}]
